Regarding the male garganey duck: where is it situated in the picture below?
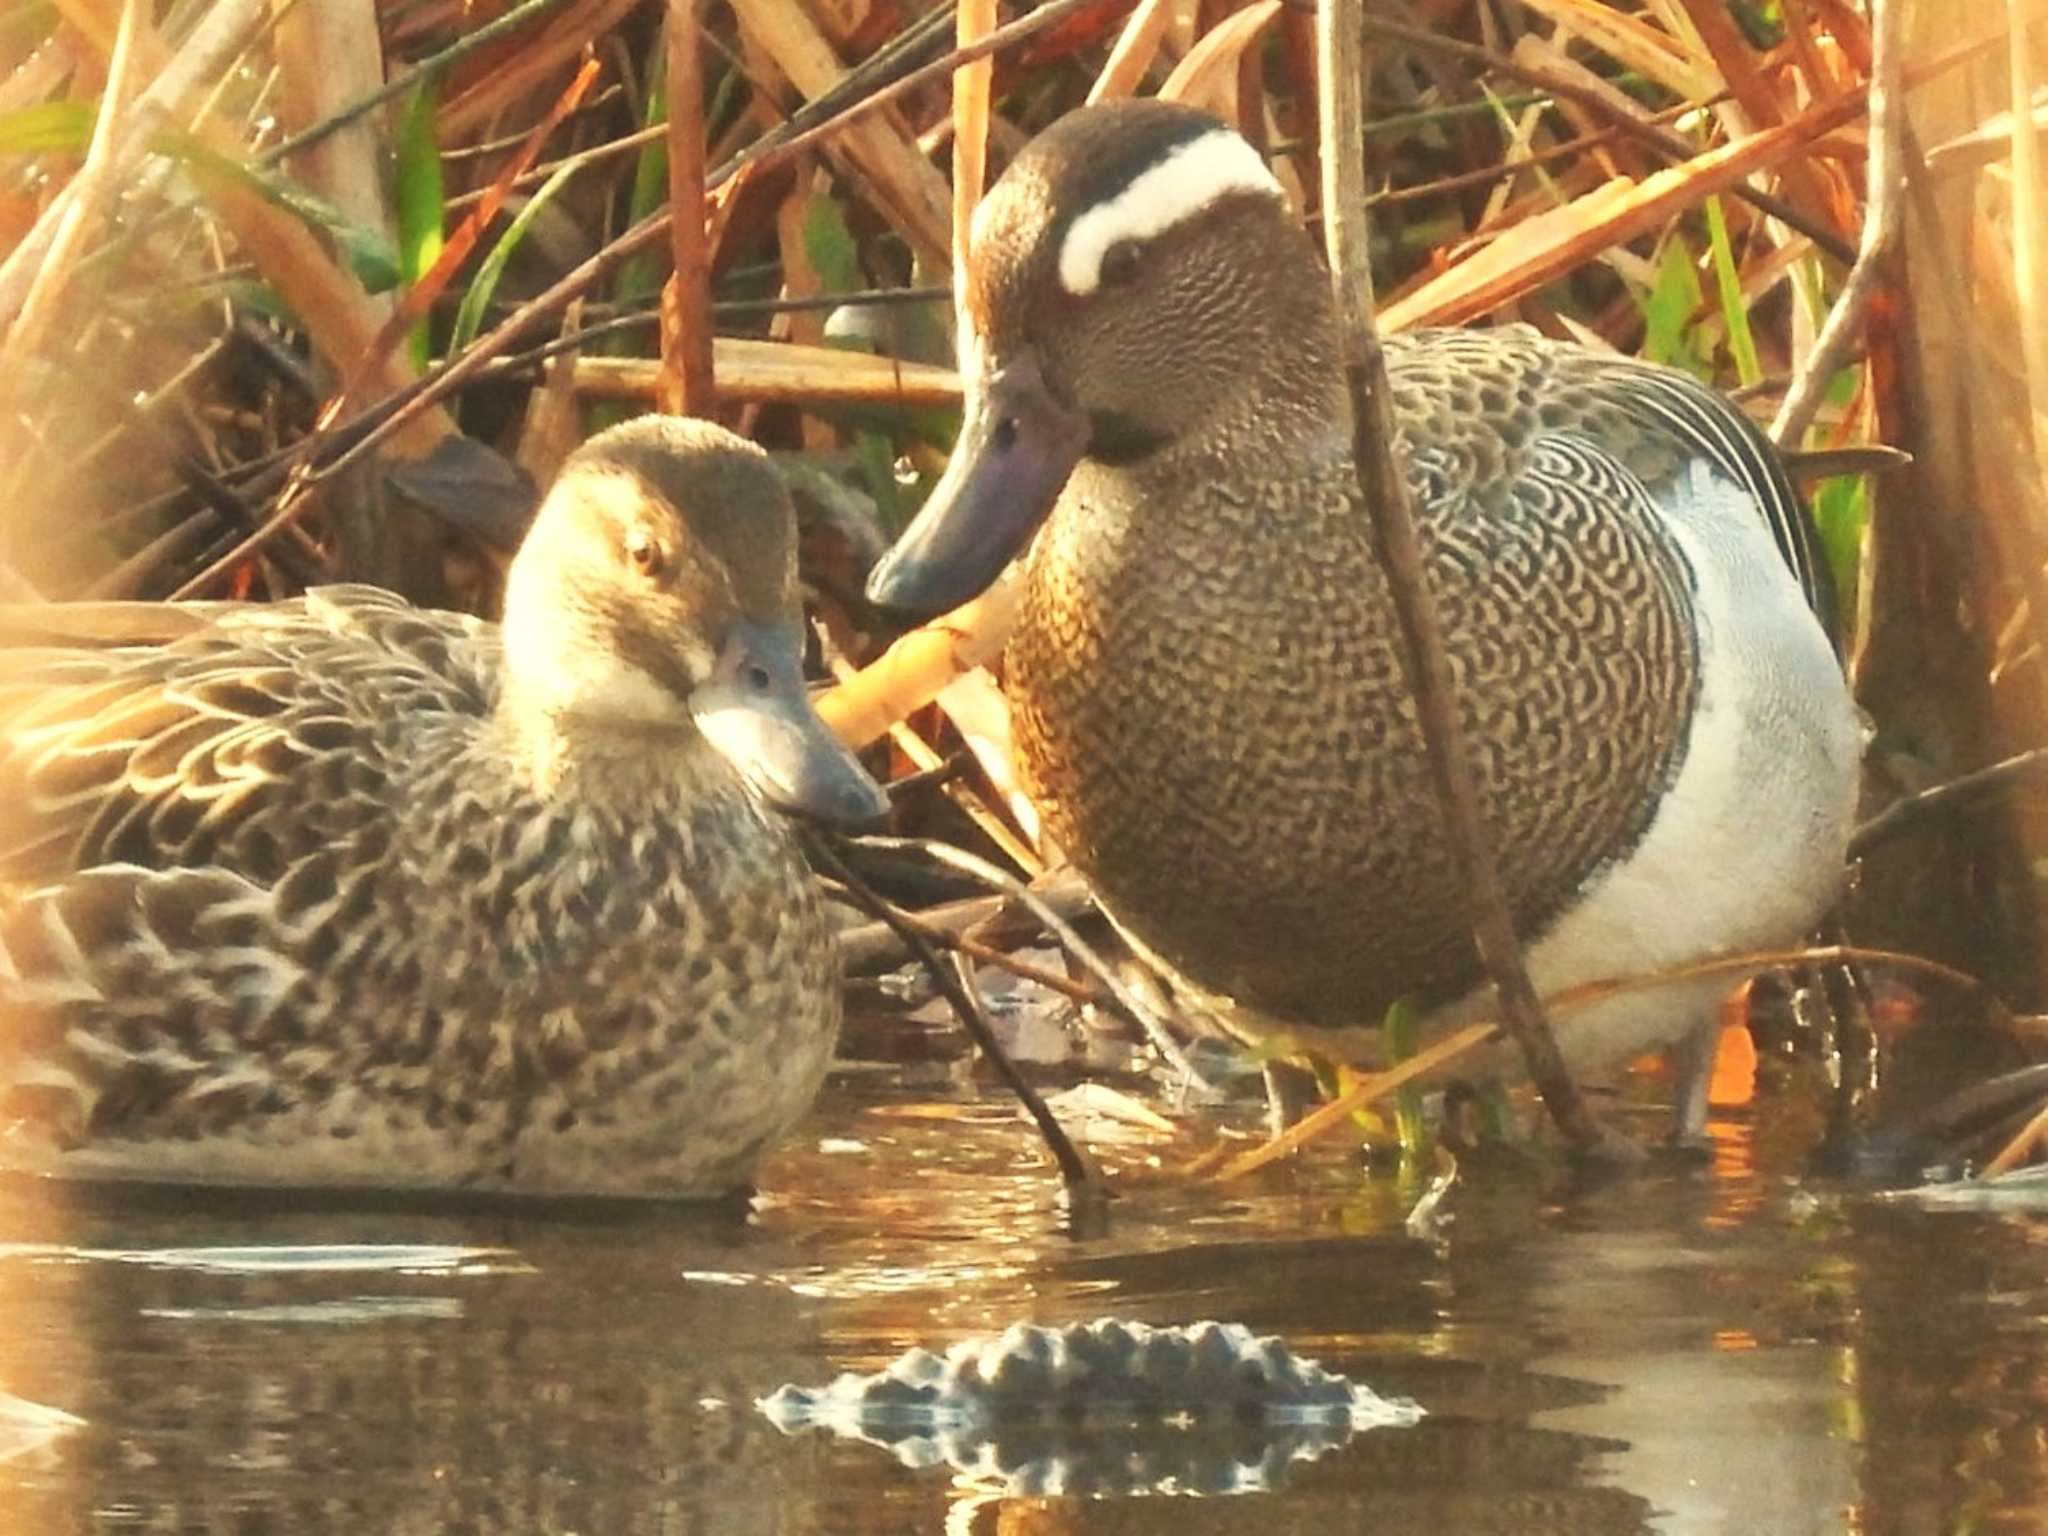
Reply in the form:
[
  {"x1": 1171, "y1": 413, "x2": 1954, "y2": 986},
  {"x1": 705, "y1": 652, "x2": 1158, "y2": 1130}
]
[
  {"x1": 0, "y1": 416, "x2": 886, "y2": 1197},
  {"x1": 867, "y1": 101, "x2": 1862, "y2": 1139}
]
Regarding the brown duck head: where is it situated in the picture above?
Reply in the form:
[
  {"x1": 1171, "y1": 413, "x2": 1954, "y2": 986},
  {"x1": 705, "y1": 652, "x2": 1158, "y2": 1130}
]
[
  {"x1": 867, "y1": 100, "x2": 1345, "y2": 617},
  {"x1": 504, "y1": 416, "x2": 887, "y2": 823}
]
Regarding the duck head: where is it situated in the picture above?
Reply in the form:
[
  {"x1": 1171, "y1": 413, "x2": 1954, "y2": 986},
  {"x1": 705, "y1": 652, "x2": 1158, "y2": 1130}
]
[
  {"x1": 867, "y1": 101, "x2": 1344, "y2": 617},
  {"x1": 503, "y1": 416, "x2": 887, "y2": 824}
]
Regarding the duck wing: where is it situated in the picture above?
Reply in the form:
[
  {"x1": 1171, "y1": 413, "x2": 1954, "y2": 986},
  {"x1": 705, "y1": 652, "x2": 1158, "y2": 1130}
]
[
  {"x1": 0, "y1": 585, "x2": 498, "y2": 891},
  {"x1": 1539, "y1": 344, "x2": 1837, "y2": 646}
]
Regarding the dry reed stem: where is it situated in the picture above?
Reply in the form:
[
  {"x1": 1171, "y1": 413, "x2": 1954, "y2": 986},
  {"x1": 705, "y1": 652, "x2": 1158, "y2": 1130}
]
[
  {"x1": 1090, "y1": 0, "x2": 1174, "y2": 103},
  {"x1": 660, "y1": 0, "x2": 717, "y2": 417},
  {"x1": 1514, "y1": 0, "x2": 1720, "y2": 100},
  {"x1": 2005, "y1": 0, "x2": 2048, "y2": 484},
  {"x1": 733, "y1": 0, "x2": 953, "y2": 268},
  {"x1": 1383, "y1": 87, "x2": 1865, "y2": 332},
  {"x1": 952, "y1": 0, "x2": 995, "y2": 270},
  {"x1": 347, "y1": 61, "x2": 602, "y2": 426},
  {"x1": 1770, "y1": 0, "x2": 1904, "y2": 446},
  {"x1": 0, "y1": 0, "x2": 262, "y2": 320},
  {"x1": 860, "y1": 690, "x2": 1042, "y2": 877},
  {"x1": 438, "y1": 0, "x2": 642, "y2": 137},
  {"x1": 0, "y1": 23, "x2": 77, "y2": 115},
  {"x1": 1326, "y1": 0, "x2": 1607, "y2": 1155},
  {"x1": 268, "y1": 0, "x2": 1111, "y2": 514},
  {"x1": 569, "y1": 339, "x2": 961, "y2": 404},
  {"x1": 936, "y1": 667, "x2": 1042, "y2": 854},
  {"x1": 0, "y1": 0, "x2": 147, "y2": 380},
  {"x1": 1158, "y1": 0, "x2": 1283, "y2": 120},
  {"x1": 1980, "y1": 1095, "x2": 2048, "y2": 1177},
  {"x1": 1361, "y1": 15, "x2": 1859, "y2": 264},
  {"x1": 33, "y1": 0, "x2": 457, "y2": 456},
  {"x1": 816, "y1": 568, "x2": 1020, "y2": 748},
  {"x1": 767, "y1": 173, "x2": 839, "y2": 451},
  {"x1": 1674, "y1": 0, "x2": 1845, "y2": 240},
  {"x1": 272, "y1": 0, "x2": 391, "y2": 314}
]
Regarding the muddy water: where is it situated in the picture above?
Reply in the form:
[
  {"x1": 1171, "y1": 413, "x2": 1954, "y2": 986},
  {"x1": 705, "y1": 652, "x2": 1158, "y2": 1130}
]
[{"x1": 0, "y1": 1057, "x2": 2043, "y2": 1535}]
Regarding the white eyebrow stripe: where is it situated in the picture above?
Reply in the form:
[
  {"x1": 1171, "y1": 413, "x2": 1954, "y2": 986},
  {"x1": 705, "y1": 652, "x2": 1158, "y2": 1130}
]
[{"x1": 1054, "y1": 129, "x2": 1284, "y2": 296}]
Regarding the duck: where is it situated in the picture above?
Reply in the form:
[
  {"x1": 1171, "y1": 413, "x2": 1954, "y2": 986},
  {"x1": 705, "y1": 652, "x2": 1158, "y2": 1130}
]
[
  {"x1": 0, "y1": 415, "x2": 888, "y2": 1197},
  {"x1": 866, "y1": 100, "x2": 1863, "y2": 1140}
]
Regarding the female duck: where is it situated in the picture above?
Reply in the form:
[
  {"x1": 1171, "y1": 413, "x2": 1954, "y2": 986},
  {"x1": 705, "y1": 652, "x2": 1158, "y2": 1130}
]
[{"x1": 0, "y1": 416, "x2": 885, "y2": 1196}]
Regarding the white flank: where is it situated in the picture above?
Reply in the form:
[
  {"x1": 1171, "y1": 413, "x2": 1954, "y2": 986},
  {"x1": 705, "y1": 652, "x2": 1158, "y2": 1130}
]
[
  {"x1": 1429, "y1": 455, "x2": 1861, "y2": 1120},
  {"x1": 1053, "y1": 129, "x2": 1282, "y2": 296}
]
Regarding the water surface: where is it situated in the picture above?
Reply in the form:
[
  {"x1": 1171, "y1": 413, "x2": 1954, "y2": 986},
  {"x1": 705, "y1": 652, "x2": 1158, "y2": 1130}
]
[{"x1": 1, "y1": 1063, "x2": 2043, "y2": 1534}]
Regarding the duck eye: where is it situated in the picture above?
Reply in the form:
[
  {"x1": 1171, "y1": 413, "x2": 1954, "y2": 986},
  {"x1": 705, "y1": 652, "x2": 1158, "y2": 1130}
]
[
  {"x1": 624, "y1": 530, "x2": 667, "y2": 579},
  {"x1": 1099, "y1": 239, "x2": 1141, "y2": 288},
  {"x1": 743, "y1": 662, "x2": 773, "y2": 695}
]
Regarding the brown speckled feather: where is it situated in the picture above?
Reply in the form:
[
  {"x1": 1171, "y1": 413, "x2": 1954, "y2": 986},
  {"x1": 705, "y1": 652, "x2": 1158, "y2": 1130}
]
[{"x1": 0, "y1": 418, "x2": 856, "y2": 1197}]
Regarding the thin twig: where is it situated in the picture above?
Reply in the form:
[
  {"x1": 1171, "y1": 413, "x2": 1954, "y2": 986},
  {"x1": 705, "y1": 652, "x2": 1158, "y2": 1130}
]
[
  {"x1": 1770, "y1": 0, "x2": 1906, "y2": 445},
  {"x1": 851, "y1": 836, "x2": 1207, "y2": 1085},
  {"x1": 803, "y1": 831, "x2": 1104, "y2": 1199},
  {"x1": 1323, "y1": 0, "x2": 1612, "y2": 1157},
  {"x1": 835, "y1": 872, "x2": 1096, "y2": 973},
  {"x1": 837, "y1": 890, "x2": 1102, "y2": 1002},
  {"x1": 1850, "y1": 747, "x2": 2048, "y2": 857}
]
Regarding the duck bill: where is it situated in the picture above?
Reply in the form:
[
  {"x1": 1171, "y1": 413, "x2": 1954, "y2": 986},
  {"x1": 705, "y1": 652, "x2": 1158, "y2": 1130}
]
[
  {"x1": 865, "y1": 351, "x2": 1090, "y2": 617},
  {"x1": 692, "y1": 620, "x2": 889, "y2": 826}
]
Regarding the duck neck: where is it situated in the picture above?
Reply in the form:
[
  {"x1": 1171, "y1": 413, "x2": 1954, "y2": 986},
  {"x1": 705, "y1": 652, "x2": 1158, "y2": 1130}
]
[{"x1": 492, "y1": 689, "x2": 719, "y2": 806}]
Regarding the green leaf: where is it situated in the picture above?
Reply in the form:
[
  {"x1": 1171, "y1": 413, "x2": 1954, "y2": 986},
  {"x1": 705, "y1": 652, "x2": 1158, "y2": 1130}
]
[
  {"x1": 1703, "y1": 195, "x2": 1762, "y2": 388},
  {"x1": 164, "y1": 131, "x2": 400, "y2": 292},
  {"x1": 1811, "y1": 472, "x2": 1867, "y2": 635},
  {"x1": 615, "y1": 34, "x2": 670, "y2": 310},
  {"x1": 802, "y1": 194, "x2": 865, "y2": 295},
  {"x1": 394, "y1": 79, "x2": 445, "y2": 369},
  {"x1": 851, "y1": 429, "x2": 902, "y2": 529},
  {"x1": 0, "y1": 99, "x2": 92, "y2": 155},
  {"x1": 1641, "y1": 232, "x2": 1711, "y2": 380},
  {"x1": 450, "y1": 160, "x2": 584, "y2": 356},
  {"x1": 1381, "y1": 997, "x2": 1430, "y2": 1157}
]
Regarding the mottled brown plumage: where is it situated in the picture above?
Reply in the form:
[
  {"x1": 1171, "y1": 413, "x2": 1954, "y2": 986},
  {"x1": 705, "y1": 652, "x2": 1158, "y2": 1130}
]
[
  {"x1": 0, "y1": 416, "x2": 884, "y2": 1197},
  {"x1": 1010, "y1": 335, "x2": 1705, "y2": 1023},
  {"x1": 870, "y1": 102, "x2": 1859, "y2": 1120}
]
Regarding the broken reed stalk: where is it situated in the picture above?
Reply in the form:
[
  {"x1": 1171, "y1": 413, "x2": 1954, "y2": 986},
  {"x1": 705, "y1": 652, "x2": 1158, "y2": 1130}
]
[
  {"x1": 1317, "y1": 0, "x2": 1614, "y2": 1158},
  {"x1": 952, "y1": 0, "x2": 996, "y2": 267},
  {"x1": 801, "y1": 830, "x2": 1103, "y2": 1199},
  {"x1": 660, "y1": 0, "x2": 716, "y2": 416},
  {"x1": 1770, "y1": 0, "x2": 1906, "y2": 446}
]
